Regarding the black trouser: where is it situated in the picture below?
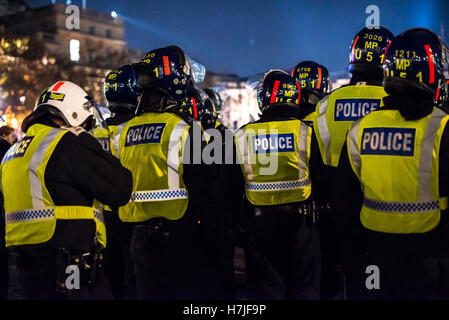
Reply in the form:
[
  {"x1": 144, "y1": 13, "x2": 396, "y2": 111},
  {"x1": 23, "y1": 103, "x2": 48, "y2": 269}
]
[
  {"x1": 244, "y1": 204, "x2": 321, "y2": 300},
  {"x1": 318, "y1": 212, "x2": 344, "y2": 299},
  {"x1": 130, "y1": 216, "x2": 227, "y2": 300},
  {"x1": 15, "y1": 248, "x2": 111, "y2": 300},
  {"x1": 0, "y1": 210, "x2": 8, "y2": 300},
  {"x1": 102, "y1": 211, "x2": 136, "y2": 300}
]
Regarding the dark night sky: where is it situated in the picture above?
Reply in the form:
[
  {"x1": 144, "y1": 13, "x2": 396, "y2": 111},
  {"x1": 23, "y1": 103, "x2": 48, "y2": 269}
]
[{"x1": 27, "y1": 0, "x2": 449, "y2": 77}]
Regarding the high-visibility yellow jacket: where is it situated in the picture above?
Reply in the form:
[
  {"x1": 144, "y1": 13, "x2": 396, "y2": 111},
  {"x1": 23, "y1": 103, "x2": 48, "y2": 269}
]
[
  {"x1": 347, "y1": 107, "x2": 449, "y2": 233},
  {"x1": 234, "y1": 118, "x2": 312, "y2": 206},
  {"x1": 314, "y1": 84, "x2": 387, "y2": 167},
  {"x1": 1, "y1": 123, "x2": 106, "y2": 247}
]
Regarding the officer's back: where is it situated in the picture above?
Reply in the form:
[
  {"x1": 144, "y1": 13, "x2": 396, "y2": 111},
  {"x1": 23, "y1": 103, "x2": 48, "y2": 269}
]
[{"x1": 313, "y1": 27, "x2": 394, "y2": 168}]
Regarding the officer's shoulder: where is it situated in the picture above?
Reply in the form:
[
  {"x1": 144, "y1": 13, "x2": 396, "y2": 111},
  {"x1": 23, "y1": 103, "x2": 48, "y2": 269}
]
[
  {"x1": 61, "y1": 126, "x2": 100, "y2": 145},
  {"x1": 61, "y1": 125, "x2": 86, "y2": 137},
  {"x1": 167, "y1": 110, "x2": 193, "y2": 127}
]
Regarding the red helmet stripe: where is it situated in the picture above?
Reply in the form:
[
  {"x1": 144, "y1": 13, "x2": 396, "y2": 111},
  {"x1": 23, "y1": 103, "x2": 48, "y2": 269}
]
[
  {"x1": 192, "y1": 97, "x2": 198, "y2": 119},
  {"x1": 424, "y1": 44, "x2": 435, "y2": 84},
  {"x1": 296, "y1": 82, "x2": 301, "y2": 104},
  {"x1": 384, "y1": 40, "x2": 392, "y2": 63},
  {"x1": 52, "y1": 81, "x2": 64, "y2": 91},
  {"x1": 435, "y1": 85, "x2": 441, "y2": 101},
  {"x1": 350, "y1": 36, "x2": 359, "y2": 62},
  {"x1": 269, "y1": 80, "x2": 281, "y2": 104},
  {"x1": 163, "y1": 56, "x2": 170, "y2": 76},
  {"x1": 317, "y1": 67, "x2": 322, "y2": 89}
]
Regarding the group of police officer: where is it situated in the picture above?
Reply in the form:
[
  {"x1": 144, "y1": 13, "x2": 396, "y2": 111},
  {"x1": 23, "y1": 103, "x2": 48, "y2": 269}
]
[{"x1": 0, "y1": 25, "x2": 449, "y2": 300}]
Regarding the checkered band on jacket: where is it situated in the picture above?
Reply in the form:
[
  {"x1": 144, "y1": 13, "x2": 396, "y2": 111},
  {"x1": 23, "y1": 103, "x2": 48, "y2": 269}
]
[
  {"x1": 131, "y1": 189, "x2": 188, "y2": 202},
  {"x1": 364, "y1": 198, "x2": 440, "y2": 213},
  {"x1": 5, "y1": 208, "x2": 55, "y2": 224},
  {"x1": 94, "y1": 209, "x2": 105, "y2": 224},
  {"x1": 246, "y1": 179, "x2": 310, "y2": 192}
]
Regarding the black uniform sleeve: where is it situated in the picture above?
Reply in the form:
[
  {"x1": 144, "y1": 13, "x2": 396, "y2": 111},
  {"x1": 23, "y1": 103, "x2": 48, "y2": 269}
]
[
  {"x1": 221, "y1": 141, "x2": 246, "y2": 232},
  {"x1": 182, "y1": 123, "x2": 223, "y2": 224},
  {"x1": 309, "y1": 131, "x2": 327, "y2": 202},
  {"x1": 53, "y1": 131, "x2": 133, "y2": 208},
  {"x1": 330, "y1": 140, "x2": 365, "y2": 261}
]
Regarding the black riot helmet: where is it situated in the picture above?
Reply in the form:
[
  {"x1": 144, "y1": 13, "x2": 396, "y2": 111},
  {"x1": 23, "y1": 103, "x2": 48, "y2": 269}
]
[
  {"x1": 349, "y1": 26, "x2": 394, "y2": 77},
  {"x1": 180, "y1": 85, "x2": 205, "y2": 120},
  {"x1": 257, "y1": 70, "x2": 301, "y2": 114},
  {"x1": 292, "y1": 61, "x2": 331, "y2": 105},
  {"x1": 137, "y1": 45, "x2": 193, "y2": 102},
  {"x1": 383, "y1": 28, "x2": 448, "y2": 104},
  {"x1": 104, "y1": 64, "x2": 142, "y2": 113}
]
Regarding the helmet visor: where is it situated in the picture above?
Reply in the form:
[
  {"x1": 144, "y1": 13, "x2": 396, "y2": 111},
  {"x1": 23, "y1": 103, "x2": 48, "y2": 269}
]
[
  {"x1": 187, "y1": 56, "x2": 206, "y2": 84},
  {"x1": 84, "y1": 96, "x2": 109, "y2": 132}
]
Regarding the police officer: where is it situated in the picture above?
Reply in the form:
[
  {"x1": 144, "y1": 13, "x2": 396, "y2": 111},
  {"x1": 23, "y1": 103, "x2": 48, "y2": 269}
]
[
  {"x1": 198, "y1": 87, "x2": 236, "y2": 299},
  {"x1": 223, "y1": 70, "x2": 325, "y2": 299},
  {"x1": 92, "y1": 65, "x2": 141, "y2": 299},
  {"x1": 118, "y1": 46, "x2": 227, "y2": 299},
  {"x1": 1, "y1": 81, "x2": 132, "y2": 299},
  {"x1": 312, "y1": 26, "x2": 394, "y2": 299},
  {"x1": 333, "y1": 28, "x2": 449, "y2": 299},
  {"x1": 291, "y1": 61, "x2": 341, "y2": 299}
]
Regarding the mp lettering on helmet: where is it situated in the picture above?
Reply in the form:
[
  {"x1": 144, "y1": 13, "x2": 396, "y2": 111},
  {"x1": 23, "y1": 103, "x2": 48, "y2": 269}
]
[
  {"x1": 39, "y1": 81, "x2": 66, "y2": 104},
  {"x1": 334, "y1": 99, "x2": 381, "y2": 121},
  {"x1": 2, "y1": 137, "x2": 34, "y2": 163},
  {"x1": 361, "y1": 127, "x2": 416, "y2": 156},
  {"x1": 125, "y1": 123, "x2": 166, "y2": 147},
  {"x1": 252, "y1": 134, "x2": 295, "y2": 154}
]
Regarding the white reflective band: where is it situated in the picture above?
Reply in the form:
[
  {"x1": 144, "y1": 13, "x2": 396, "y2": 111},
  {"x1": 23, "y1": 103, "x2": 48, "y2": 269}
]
[
  {"x1": 6, "y1": 208, "x2": 54, "y2": 224},
  {"x1": 364, "y1": 198, "x2": 440, "y2": 213},
  {"x1": 236, "y1": 129, "x2": 254, "y2": 182},
  {"x1": 29, "y1": 129, "x2": 61, "y2": 209},
  {"x1": 348, "y1": 119, "x2": 362, "y2": 176},
  {"x1": 298, "y1": 123, "x2": 309, "y2": 180},
  {"x1": 113, "y1": 122, "x2": 127, "y2": 156},
  {"x1": 130, "y1": 189, "x2": 188, "y2": 202},
  {"x1": 167, "y1": 120, "x2": 188, "y2": 189},
  {"x1": 316, "y1": 96, "x2": 332, "y2": 165},
  {"x1": 418, "y1": 108, "x2": 447, "y2": 202},
  {"x1": 247, "y1": 179, "x2": 310, "y2": 192}
]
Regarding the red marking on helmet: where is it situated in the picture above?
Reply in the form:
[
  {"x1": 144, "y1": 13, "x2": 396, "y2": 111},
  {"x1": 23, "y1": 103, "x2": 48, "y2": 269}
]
[
  {"x1": 291, "y1": 68, "x2": 295, "y2": 77},
  {"x1": 435, "y1": 86, "x2": 441, "y2": 101},
  {"x1": 350, "y1": 36, "x2": 359, "y2": 62},
  {"x1": 424, "y1": 45, "x2": 435, "y2": 84},
  {"x1": 317, "y1": 67, "x2": 322, "y2": 89},
  {"x1": 384, "y1": 40, "x2": 392, "y2": 63},
  {"x1": 163, "y1": 56, "x2": 170, "y2": 76},
  {"x1": 296, "y1": 82, "x2": 301, "y2": 104},
  {"x1": 270, "y1": 80, "x2": 281, "y2": 104},
  {"x1": 192, "y1": 97, "x2": 198, "y2": 119},
  {"x1": 53, "y1": 81, "x2": 64, "y2": 91}
]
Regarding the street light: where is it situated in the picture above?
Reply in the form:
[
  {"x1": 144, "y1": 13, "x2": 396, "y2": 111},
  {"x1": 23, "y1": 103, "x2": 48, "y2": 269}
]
[
  {"x1": 19, "y1": 96, "x2": 25, "y2": 103},
  {"x1": 111, "y1": 11, "x2": 117, "y2": 18}
]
